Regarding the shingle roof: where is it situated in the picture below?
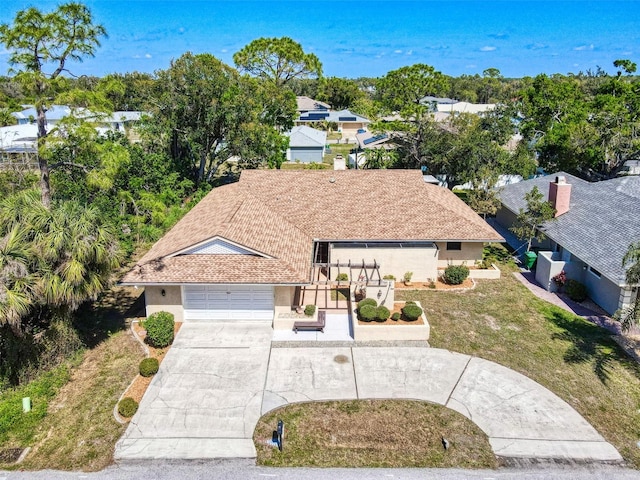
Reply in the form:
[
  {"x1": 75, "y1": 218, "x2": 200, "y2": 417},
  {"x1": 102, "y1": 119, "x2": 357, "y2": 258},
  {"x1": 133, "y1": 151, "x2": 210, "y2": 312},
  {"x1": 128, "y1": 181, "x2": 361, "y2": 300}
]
[
  {"x1": 498, "y1": 172, "x2": 640, "y2": 285},
  {"x1": 122, "y1": 170, "x2": 503, "y2": 285},
  {"x1": 296, "y1": 96, "x2": 330, "y2": 111}
]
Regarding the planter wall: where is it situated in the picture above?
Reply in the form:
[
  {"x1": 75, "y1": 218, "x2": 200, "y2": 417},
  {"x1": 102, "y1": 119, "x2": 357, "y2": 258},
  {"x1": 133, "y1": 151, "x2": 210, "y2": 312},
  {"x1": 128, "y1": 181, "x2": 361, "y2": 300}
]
[
  {"x1": 351, "y1": 301, "x2": 430, "y2": 342},
  {"x1": 468, "y1": 263, "x2": 501, "y2": 279},
  {"x1": 273, "y1": 306, "x2": 318, "y2": 330}
]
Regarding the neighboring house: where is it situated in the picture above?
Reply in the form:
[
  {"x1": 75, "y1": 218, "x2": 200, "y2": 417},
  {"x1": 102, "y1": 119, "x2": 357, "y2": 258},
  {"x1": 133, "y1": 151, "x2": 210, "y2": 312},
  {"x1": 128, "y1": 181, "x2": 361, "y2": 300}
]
[
  {"x1": 295, "y1": 109, "x2": 371, "y2": 141},
  {"x1": 296, "y1": 96, "x2": 330, "y2": 114},
  {"x1": 496, "y1": 173, "x2": 640, "y2": 315},
  {"x1": 436, "y1": 101, "x2": 496, "y2": 115},
  {"x1": 285, "y1": 126, "x2": 327, "y2": 163},
  {"x1": 121, "y1": 170, "x2": 503, "y2": 322}
]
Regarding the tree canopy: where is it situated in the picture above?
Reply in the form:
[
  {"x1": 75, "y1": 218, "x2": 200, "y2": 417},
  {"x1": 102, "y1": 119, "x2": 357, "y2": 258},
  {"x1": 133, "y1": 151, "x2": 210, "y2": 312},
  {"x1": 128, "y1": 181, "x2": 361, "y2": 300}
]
[{"x1": 233, "y1": 37, "x2": 322, "y2": 87}]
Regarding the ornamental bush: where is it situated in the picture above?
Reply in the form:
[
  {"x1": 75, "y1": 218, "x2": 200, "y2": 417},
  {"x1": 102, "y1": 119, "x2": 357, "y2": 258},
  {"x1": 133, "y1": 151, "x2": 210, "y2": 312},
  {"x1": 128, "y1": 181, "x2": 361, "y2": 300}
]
[
  {"x1": 139, "y1": 357, "x2": 159, "y2": 377},
  {"x1": 443, "y1": 264, "x2": 470, "y2": 285},
  {"x1": 144, "y1": 311, "x2": 175, "y2": 348},
  {"x1": 304, "y1": 304, "x2": 316, "y2": 316},
  {"x1": 118, "y1": 397, "x2": 139, "y2": 418},
  {"x1": 359, "y1": 305, "x2": 377, "y2": 322},
  {"x1": 336, "y1": 273, "x2": 349, "y2": 281},
  {"x1": 375, "y1": 306, "x2": 390, "y2": 322},
  {"x1": 402, "y1": 304, "x2": 423, "y2": 322},
  {"x1": 391, "y1": 312, "x2": 401, "y2": 321},
  {"x1": 358, "y1": 298, "x2": 377, "y2": 309},
  {"x1": 565, "y1": 279, "x2": 588, "y2": 302}
]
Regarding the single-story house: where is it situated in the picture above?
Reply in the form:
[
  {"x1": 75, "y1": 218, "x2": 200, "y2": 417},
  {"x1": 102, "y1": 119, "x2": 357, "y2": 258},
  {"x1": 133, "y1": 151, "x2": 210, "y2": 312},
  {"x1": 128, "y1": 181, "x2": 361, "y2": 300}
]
[
  {"x1": 11, "y1": 105, "x2": 143, "y2": 132},
  {"x1": 496, "y1": 172, "x2": 640, "y2": 315},
  {"x1": 285, "y1": 126, "x2": 327, "y2": 163},
  {"x1": 296, "y1": 109, "x2": 370, "y2": 141},
  {"x1": 121, "y1": 170, "x2": 503, "y2": 322}
]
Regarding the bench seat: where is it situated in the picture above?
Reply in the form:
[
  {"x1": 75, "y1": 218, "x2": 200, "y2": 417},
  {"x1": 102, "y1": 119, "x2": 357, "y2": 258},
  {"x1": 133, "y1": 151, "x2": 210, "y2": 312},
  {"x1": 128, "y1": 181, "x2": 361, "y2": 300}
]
[{"x1": 293, "y1": 311, "x2": 326, "y2": 333}]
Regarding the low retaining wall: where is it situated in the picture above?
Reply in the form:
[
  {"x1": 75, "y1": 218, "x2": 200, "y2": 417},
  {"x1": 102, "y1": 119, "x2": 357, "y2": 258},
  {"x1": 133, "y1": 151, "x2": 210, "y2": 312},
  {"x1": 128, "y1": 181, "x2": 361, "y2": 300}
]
[
  {"x1": 273, "y1": 306, "x2": 318, "y2": 330},
  {"x1": 351, "y1": 301, "x2": 430, "y2": 342},
  {"x1": 468, "y1": 263, "x2": 501, "y2": 279}
]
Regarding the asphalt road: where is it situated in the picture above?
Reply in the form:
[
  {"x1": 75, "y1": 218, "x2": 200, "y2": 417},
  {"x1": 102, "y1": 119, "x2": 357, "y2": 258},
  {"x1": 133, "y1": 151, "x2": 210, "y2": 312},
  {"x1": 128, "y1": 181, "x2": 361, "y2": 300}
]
[{"x1": 2, "y1": 461, "x2": 639, "y2": 480}]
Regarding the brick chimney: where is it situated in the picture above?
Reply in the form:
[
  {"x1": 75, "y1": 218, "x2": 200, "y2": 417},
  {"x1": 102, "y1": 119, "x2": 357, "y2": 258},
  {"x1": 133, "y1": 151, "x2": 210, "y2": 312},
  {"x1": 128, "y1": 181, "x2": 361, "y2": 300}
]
[{"x1": 548, "y1": 176, "x2": 571, "y2": 217}]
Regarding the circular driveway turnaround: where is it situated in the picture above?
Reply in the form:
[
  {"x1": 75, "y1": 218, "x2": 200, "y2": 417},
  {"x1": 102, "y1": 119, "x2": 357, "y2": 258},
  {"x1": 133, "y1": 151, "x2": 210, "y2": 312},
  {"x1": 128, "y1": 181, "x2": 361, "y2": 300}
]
[{"x1": 115, "y1": 324, "x2": 621, "y2": 463}]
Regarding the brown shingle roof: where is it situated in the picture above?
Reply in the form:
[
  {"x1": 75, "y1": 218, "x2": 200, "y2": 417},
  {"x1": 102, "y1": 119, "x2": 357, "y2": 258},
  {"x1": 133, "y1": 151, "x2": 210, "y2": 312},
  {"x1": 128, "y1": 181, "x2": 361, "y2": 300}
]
[{"x1": 122, "y1": 170, "x2": 502, "y2": 285}]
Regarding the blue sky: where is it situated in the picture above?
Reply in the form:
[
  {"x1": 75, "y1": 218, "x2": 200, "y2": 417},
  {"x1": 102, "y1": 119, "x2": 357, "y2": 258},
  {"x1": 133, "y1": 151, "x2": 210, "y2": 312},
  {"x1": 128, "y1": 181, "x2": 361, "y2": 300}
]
[{"x1": 1, "y1": 1, "x2": 639, "y2": 79}]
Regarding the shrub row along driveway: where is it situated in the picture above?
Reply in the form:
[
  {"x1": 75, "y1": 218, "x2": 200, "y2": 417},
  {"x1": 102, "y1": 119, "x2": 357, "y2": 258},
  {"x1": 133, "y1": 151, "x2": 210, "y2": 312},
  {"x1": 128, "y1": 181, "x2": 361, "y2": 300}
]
[{"x1": 115, "y1": 324, "x2": 621, "y2": 462}]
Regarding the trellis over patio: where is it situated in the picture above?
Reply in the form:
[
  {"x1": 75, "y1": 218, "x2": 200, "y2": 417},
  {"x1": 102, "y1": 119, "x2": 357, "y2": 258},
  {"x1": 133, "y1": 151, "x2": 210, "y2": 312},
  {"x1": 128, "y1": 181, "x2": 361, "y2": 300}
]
[{"x1": 309, "y1": 259, "x2": 385, "y2": 287}]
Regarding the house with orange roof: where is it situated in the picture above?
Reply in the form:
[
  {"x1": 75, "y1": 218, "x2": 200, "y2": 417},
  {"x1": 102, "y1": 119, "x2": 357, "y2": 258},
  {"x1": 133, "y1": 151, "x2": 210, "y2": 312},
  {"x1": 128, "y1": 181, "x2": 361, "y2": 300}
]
[{"x1": 121, "y1": 170, "x2": 503, "y2": 323}]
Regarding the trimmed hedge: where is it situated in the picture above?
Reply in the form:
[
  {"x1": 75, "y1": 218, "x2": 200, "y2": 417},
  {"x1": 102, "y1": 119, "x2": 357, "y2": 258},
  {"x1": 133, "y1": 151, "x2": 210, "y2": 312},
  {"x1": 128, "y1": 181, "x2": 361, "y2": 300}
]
[
  {"x1": 359, "y1": 305, "x2": 377, "y2": 322},
  {"x1": 358, "y1": 298, "x2": 377, "y2": 309},
  {"x1": 565, "y1": 279, "x2": 588, "y2": 302},
  {"x1": 304, "y1": 305, "x2": 316, "y2": 316},
  {"x1": 118, "y1": 397, "x2": 139, "y2": 418},
  {"x1": 375, "y1": 306, "x2": 390, "y2": 322},
  {"x1": 391, "y1": 312, "x2": 401, "y2": 321},
  {"x1": 402, "y1": 304, "x2": 423, "y2": 322},
  {"x1": 139, "y1": 357, "x2": 159, "y2": 377},
  {"x1": 335, "y1": 273, "x2": 349, "y2": 281},
  {"x1": 144, "y1": 311, "x2": 175, "y2": 348},
  {"x1": 443, "y1": 264, "x2": 470, "y2": 285}
]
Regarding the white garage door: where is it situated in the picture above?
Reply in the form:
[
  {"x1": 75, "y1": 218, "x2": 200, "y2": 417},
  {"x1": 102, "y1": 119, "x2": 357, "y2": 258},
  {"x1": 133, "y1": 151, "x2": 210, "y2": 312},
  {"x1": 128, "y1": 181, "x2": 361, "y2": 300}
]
[{"x1": 183, "y1": 285, "x2": 274, "y2": 321}]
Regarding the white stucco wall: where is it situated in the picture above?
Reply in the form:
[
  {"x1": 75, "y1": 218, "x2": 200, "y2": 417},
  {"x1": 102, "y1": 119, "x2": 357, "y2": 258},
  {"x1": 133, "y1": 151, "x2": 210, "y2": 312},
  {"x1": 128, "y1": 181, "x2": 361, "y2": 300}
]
[
  {"x1": 329, "y1": 244, "x2": 439, "y2": 282},
  {"x1": 435, "y1": 242, "x2": 484, "y2": 268},
  {"x1": 144, "y1": 285, "x2": 183, "y2": 321}
]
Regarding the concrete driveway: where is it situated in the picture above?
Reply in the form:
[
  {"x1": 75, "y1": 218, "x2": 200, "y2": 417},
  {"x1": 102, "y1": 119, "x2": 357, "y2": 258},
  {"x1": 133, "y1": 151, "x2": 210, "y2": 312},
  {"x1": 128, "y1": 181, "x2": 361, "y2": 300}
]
[
  {"x1": 115, "y1": 328, "x2": 621, "y2": 463},
  {"x1": 115, "y1": 322, "x2": 272, "y2": 460}
]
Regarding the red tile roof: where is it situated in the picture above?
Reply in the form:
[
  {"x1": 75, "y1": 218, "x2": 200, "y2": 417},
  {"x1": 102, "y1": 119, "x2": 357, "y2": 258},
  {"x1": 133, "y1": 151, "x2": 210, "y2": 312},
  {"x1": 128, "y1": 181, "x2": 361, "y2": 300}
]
[{"x1": 121, "y1": 170, "x2": 502, "y2": 285}]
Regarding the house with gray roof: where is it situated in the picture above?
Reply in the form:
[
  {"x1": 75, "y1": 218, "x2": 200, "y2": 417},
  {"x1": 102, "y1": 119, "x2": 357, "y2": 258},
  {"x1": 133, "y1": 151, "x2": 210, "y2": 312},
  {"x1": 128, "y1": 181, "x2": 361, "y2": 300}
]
[
  {"x1": 285, "y1": 126, "x2": 327, "y2": 163},
  {"x1": 496, "y1": 172, "x2": 640, "y2": 315},
  {"x1": 295, "y1": 108, "x2": 370, "y2": 142}
]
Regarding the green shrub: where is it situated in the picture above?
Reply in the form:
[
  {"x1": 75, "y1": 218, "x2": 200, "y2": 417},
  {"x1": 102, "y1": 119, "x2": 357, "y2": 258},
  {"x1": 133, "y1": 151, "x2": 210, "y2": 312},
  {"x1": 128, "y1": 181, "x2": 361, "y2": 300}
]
[
  {"x1": 375, "y1": 306, "x2": 390, "y2": 322},
  {"x1": 304, "y1": 305, "x2": 316, "y2": 316},
  {"x1": 358, "y1": 298, "x2": 377, "y2": 309},
  {"x1": 118, "y1": 397, "x2": 139, "y2": 418},
  {"x1": 565, "y1": 279, "x2": 588, "y2": 302},
  {"x1": 383, "y1": 274, "x2": 396, "y2": 280},
  {"x1": 139, "y1": 358, "x2": 159, "y2": 377},
  {"x1": 403, "y1": 271, "x2": 413, "y2": 282},
  {"x1": 443, "y1": 264, "x2": 470, "y2": 285},
  {"x1": 359, "y1": 305, "x2": 377, "y2": 322},
  {"x1": 144, "y1": 311, "x2": 175, "y2": 348},
  {"x1": 402, "y1": 304, "x2": 423, "y2": 322},
  {"x1": 405, "y1": 301, "x2": 416, "y2": 305},
  {"x1": 335, "y1": 273, "x2": 349, "y2": 281},
  {"x1": 391, "y1": 312, "x2": 401, "y2": 321}
]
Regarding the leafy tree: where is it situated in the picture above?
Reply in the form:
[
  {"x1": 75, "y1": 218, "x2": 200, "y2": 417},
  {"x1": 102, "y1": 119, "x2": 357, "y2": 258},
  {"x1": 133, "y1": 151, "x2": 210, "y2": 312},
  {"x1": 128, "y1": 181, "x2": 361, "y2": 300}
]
[
  {"x1": 509, "y1": 186, "x2": 556, "y2": 252},
  {"x1": 376, "y1": 63, "x2": 449, "y2": 115},
  {"x1": 149, "y1": 52, "x2": 287, "y2": 185},
  {"x1": 233, "y1": 37, "x2": 322, "y2": 87},
  {"x1": 615, "y1": 241, "x2": 640, "y2": 331},
  {"x1": 0, "y1": 2, "x2": 107, "y2": 207},
  {"x1": 317, "y1": 77, "x2": 364, "y2": 110},
  {"x1": 0, "y1": 108, "x2": 17, "y2": 126}
]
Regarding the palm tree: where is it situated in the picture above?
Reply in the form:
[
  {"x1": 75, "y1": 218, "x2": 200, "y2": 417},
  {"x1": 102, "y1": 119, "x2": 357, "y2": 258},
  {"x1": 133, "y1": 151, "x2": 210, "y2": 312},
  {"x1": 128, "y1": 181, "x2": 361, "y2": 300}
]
[
  {"x1": 0, "y1": 227, "x2": 33, "y2": 328},
  {"x1": 616, "y1": 241, "x2": 640, "y2": 331}
]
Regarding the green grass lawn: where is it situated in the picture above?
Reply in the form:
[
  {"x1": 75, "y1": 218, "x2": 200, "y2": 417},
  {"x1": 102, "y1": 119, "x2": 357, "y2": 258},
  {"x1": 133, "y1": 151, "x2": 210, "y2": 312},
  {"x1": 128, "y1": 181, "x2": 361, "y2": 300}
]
[
  {"x1": 255, "y1": 400, "x2": 497, "y2": 468},
  {"x1": 397, "y1": 263, "x2": 640, "y2": 468}
]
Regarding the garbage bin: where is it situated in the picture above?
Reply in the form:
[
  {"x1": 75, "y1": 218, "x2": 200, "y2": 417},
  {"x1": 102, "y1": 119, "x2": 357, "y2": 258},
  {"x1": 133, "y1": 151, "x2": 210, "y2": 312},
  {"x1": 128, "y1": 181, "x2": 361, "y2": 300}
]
[{"x1": 523, "y1": 251, "x2": 537, "y2": 269}]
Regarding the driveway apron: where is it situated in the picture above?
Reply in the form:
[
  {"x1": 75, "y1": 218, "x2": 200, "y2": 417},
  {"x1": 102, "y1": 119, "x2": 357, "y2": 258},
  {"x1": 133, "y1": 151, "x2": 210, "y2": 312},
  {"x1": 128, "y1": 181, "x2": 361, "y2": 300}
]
[{"x1": 114, "y1": 322, "x2": 272, "y2": 460}]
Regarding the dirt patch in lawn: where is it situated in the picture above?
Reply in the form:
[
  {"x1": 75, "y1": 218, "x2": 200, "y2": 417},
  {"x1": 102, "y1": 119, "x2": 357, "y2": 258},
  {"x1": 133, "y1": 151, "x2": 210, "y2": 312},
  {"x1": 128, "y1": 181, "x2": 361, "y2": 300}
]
[{"x1": 254, "y1": 400, "x2": 498, "y2": 468}]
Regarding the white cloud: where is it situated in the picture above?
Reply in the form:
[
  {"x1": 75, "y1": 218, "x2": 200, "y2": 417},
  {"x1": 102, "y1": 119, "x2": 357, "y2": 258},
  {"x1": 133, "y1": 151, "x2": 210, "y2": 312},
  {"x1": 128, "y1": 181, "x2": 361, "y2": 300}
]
[
  {"x1": 221, "y1": 49, "x2": 228, "y2": 53},
  {"x1": 406, "y1": 50, "x2": 413, "y2": 56},
  {"x1": 145, "y1": 53, "x2": 152, "y2": 59},
  {"x1": 574, "y1": 44, "x2": 594, "y2": 51},
  {"x1": 394, "y1": 49, "x2": 402, "y2": 54},
  {"x1": 480, "y1": 46, "x2": 496, "y2": 52}
]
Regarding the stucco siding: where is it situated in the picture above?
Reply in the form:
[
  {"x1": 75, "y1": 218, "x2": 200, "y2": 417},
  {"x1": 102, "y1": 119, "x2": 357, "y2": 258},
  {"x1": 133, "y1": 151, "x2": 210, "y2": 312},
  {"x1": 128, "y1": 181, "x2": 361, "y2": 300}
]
[
  {"x1": 288, "y1": 147, "x2": 323, "y2": 163},
  {"x1": 436, "y1": 242, "x2": 483, "y2": 268},
  {"x1": 329, "y1": 244, "x2": 439, "y2": 282},
  {"x1": 145, "y1": 285, "x2": 183, "y2": 321},
  {"x1": 274, "y1": 286, "x2": 295, "y2": 307},
  {"x1": 583, "y1": 269, "x2": 621, "y2": 315}
]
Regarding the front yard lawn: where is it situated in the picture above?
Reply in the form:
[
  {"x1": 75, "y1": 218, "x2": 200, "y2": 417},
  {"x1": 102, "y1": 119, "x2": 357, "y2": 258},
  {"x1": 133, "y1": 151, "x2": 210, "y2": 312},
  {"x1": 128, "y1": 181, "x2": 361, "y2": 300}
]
[{"x1": 398, "y1": 263, "x2": 640, "y2": 468}]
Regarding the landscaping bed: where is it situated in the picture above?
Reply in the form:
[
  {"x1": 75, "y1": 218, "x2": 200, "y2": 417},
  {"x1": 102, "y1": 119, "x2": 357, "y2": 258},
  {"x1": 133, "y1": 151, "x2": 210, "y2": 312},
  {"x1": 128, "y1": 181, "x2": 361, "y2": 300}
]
[{"x1": 394, "y1": 277, "x2": 475, "y2": 290}]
